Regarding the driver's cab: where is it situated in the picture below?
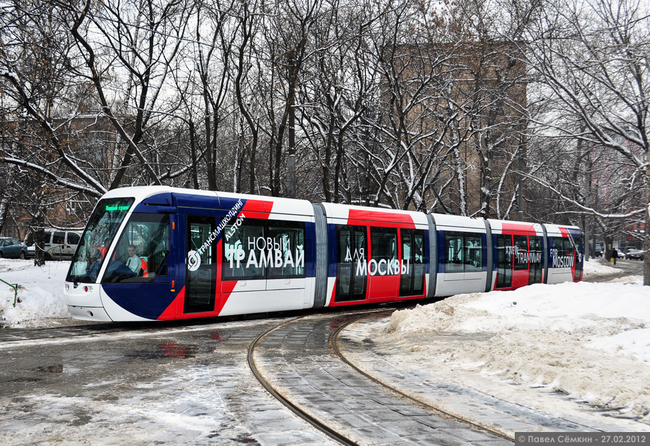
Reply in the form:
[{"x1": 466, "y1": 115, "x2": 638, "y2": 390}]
[{"x1": 101, "y1": 213, "x2": 169, "y2": 283}]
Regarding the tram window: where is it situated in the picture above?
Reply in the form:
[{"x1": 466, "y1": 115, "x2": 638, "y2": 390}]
[
  {"x1": 514, "y1": 235, "x2": 528, "y2": 271},
  {"x1": 564, "y1": 239, "x2": 575, "y2": 256},
  {"x1": 337, "y1": 227, "x2": 352, "y2": 297},
  {"x1": 267, "y1": 221, "x2": 305, "y2": 279},
  {"x1": 412, "y1": 231, "x2": 425, "y2": 292},
  {"x1": 445, "y1": 232, "x2": 483, "y2": 273},
  {"x1": 400, "y1": 229, "x2": 425, "y2": 296},
  {"x1": 464, "y1": 234, "x2": 482, "y2": 272},
  {"x1": 370, "y1": 227, "x2": 397, "y2": 274},
  {"x1": 222, "y1": 220, "x2": 265, "y2": 280},
  {"x1": 551, "y1": 237, "x2": 575, "y2": 268},
  {"x1": 529, "y1": 236, "x2": 543, "y2": 284},
  {"x1": 190, "y1": 220, "x2": 214, "y2": 265},
  {"x1": 102, "y1": 213, "x2": 170, "y2": 283},
  {"x1": 222, "y1": 219, "x2": 306, "y2": 280},
  {"x1": 529, "y1": 237, "x2": 542, "y2": 260},
  {"x1": 564, "y1": 239, "x2": 575, "y2": 263},
  {"x1": 552, "y1": 237, "x2": 568, "y2": 255},
  {"x1": 553, "y1": 238, "x2": 575, "y2": 257},
  {"x1": 445, "y1": 233, "x2": 464, "y2": 272},
  {"x1": 572, "y1": 238, "x2": 582, "y2": 261},
  {"x1": 412, "y1": 231, "x2": 425, "y2": 264},
  {"x1": 67, "y1": 197, "x2": 134, "y2": 283},
  {"x1": 573, "y1": 237, "x2": 583, "y2": 280}
]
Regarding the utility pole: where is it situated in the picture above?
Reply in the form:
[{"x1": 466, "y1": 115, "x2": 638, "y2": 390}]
[
  {"x1": 288, "y1": 101, "x2": 296, "y2": 198},
  {"x1": 287, "y1": 49, "x2": 297, "y2": 198},
  {"x1": 517, "y1": 143, "x2": 524, "y2": 221}
]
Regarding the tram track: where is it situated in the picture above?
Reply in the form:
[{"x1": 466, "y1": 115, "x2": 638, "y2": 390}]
[
  {"x1": 247, "y1": 308, "x2": 511, "y2": 446},
  {"x1": 248, "y1": 316, "x2": 359, "y2": 446},
  {"x1": 330, "y1": 314, "x2": 514, "y2": 443}
]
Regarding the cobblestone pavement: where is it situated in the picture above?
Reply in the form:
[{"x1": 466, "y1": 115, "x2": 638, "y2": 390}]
[{"x1": 253, "y1": 312, "x2": 512, "y2": 445}]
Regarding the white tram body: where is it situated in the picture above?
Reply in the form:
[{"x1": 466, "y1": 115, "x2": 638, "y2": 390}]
[{"x1": 63, "y1": 186, "x2": 583, "y2": 322}]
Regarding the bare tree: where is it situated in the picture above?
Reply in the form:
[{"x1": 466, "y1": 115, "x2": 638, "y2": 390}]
[
  {"x1": 233, "y1": 0, "x2": 263, "y2": 194},
  {"x1": 0, "y1": 1, "x2": 107, "y2": 198},
  {"x1": 526, "y1": 0, "x2": 650, "y2": 283},
  {"x1": 298, "y1": 0, "x2": 377, "y2": 203},
  {"x1": 66, "y1": 0, "x2": 194, "y2": 188},
  {"x1": 258, "y1": 0, "x2": 320, "y2": 197}
]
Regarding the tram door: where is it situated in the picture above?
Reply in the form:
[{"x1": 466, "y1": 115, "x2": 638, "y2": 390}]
[
  {"x1": 513, "y1": 235, "x2": 529, "y2": 288},
  {"x1": 185, "y1": 216, "x2": 217, "y2": 313},
  {"x1": 529, "y1": 236, "x2": 543, "y2": 284},
  {"x1": 400, "y1": 229, "x2": 425, "y2": 296},
  {"x1": 573, "y1": 237, "x2": 583, "y2": 281},
  {"x1": 368, "y1": 227, "x2": 399, "y2": 300},
  {"x1": 496, "y1": 234, "x2": 512, "y2": 289},
  {"x1": 335, "y1": 225, "x2": 367, "y2": 302}
]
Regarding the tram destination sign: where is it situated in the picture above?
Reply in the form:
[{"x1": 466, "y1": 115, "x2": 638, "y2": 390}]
[{"x1": 105, "y1": 204, "x2": 131, "y2": 212}]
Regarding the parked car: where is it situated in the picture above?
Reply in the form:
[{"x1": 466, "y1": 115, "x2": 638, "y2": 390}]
[
  {"x1": 29, "y1": 229, "x2": 83, "y2": 260},
  {"x1": 42, "y1": 229, "x2": 82, "y2": 260},
  {"x1": 626, "y1": 249, "x2": 645, "y2": 261},
  {"x1": 0, "y1": 237, "x2": 28, "y2": 259}
]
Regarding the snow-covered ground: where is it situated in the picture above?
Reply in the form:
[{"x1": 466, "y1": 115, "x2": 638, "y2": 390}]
[
  {"x1": 1, "y1": 257, "x2": 648, "y2": 431},
  {"x1": 0, "y1": 259, "x2": 70, "y2": 328}
]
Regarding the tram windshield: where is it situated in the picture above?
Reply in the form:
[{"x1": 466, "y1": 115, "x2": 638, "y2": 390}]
[
  {"x1": 101, "y1": 212, "x2": 170, "y2": 283},
  {"x1": 67, "y1": 197, "x2": 134, "y2": 283}
]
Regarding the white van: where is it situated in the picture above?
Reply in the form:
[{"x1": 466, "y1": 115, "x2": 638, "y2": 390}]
[{"x1": 43, "y1": 229, "x2": 83, "y2": 260}]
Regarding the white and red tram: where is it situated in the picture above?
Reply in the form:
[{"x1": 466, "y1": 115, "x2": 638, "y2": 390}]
[{"x1": 63, "y1": 186, "x2": 584, "y2": 322}]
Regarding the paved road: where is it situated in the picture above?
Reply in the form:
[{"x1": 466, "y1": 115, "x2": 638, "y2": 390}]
[
  {"x1": 584, "y1": 258, "x2": 644, "y2": 283},
  {"x1": 1, "y1": 310, "x2": 511, "y2": 446},
  {"x1": 0, "y1": 319, "x2": 338, "y2": 445},
  {"x1": 0, "y1": 309, "x2": 521, "y2": 445}
]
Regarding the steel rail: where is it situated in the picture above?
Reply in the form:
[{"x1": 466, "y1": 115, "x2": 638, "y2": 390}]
[
  {"x1": 247, "y1": 317, "x2": 359, "y2": 446},
  {"x1": 330, "y1": 314, "x2": 515, "y2": 443}
]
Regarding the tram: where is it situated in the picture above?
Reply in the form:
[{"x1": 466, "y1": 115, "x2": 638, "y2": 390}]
[{"x1": 63, "y1": 186, "x2": 583, "y2": 322}]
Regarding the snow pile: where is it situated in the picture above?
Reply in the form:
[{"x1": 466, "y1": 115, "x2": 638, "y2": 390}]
[
  {"x1": 379, "y1": 264, "x2": 650, "y2": 421},
  {"x1": 0, "y1": 259, "x2": 70, "y2": 327}
]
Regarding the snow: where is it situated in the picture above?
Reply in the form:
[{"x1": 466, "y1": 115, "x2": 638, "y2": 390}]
[
  {"x1": 1, "y1": 257, "x2": 649, "y2": 430},
  {"x1": 0, "y1": 259, "x2": 70, "y2": 327}
]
